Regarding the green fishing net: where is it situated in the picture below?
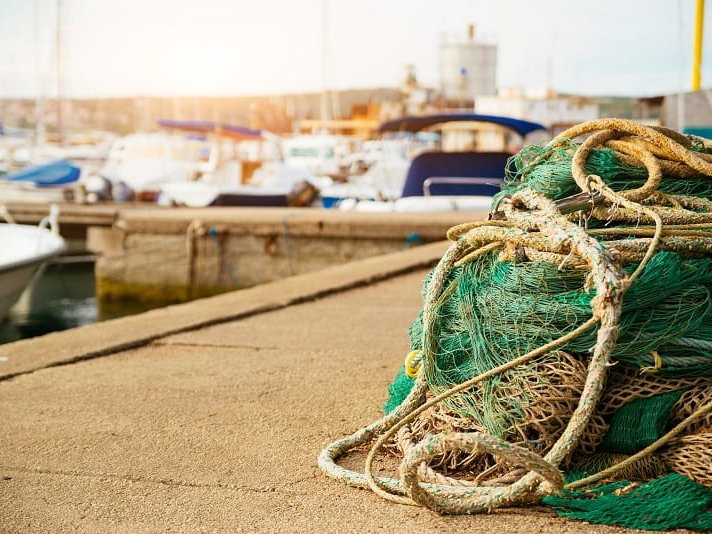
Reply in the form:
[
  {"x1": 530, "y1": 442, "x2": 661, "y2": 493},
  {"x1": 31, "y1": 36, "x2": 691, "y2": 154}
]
[
  {"x1": 386, "y1": 252, "x2": 712, "y2": 424},
  {"x1": 501, "y1": 139, "x2": 712, "y2": 201},
  {"x1": 543, "y1": 473, "x2": 712, "y2": 531},
  {"x1": 379, "y1": 138, "x2": 712, "y2": 528}
]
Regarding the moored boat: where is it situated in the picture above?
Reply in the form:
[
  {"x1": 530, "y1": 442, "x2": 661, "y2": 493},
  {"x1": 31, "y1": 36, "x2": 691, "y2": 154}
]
[
  {"x1": 0, "y1": 160, "x2": 81, "y2": 203},
  {"x1": 322, "y1": 113, "x2": 547, "y2": 211},
  {"x1": 0, "y1": 206, "x2": 66, "y2": 322}
]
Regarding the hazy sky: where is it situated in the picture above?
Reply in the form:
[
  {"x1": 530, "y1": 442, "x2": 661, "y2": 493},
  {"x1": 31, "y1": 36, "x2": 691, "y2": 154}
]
[{"x1": 0, "y1": 0, "x2": 710, "y2": 98}]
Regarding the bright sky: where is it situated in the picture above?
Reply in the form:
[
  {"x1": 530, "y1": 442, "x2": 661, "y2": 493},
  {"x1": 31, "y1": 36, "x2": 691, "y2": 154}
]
[{"x1": 0, "y1": 0, "x2": 710, "y2": 98}]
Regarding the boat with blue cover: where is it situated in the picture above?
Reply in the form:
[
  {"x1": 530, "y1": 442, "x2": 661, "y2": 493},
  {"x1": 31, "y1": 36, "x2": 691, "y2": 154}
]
[
  {"x1": 0, "y1": 160, "x2": 82, "y2": 203},
  {"x1": 322, "y1": 113, "x2": 547, "y2": 212},
  {"x1": 2, "y1": 159, "x2": 81, "y2": 186}
]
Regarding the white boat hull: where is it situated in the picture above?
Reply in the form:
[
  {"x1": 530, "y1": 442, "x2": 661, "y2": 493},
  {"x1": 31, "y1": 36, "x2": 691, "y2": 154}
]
[
  {"x1": 0, "y1": 223, "x2": 66, "y2": 322},
  {"x1": 0, "y1": 263, "x2": 41, "y2": 322}
]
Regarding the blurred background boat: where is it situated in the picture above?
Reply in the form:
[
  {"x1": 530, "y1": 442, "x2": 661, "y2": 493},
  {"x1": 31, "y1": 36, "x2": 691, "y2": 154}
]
[
  {"x1": 0, "y1": 204, "x2": 66, "y2": 322},
  {"x1": 321, "y1": 112, "x2": 546, "y2": 211},
  {"x1": 89, "y1": 119, "x2": 322, "y2": 207},
  {"x1": 0, "y1": 159, "x2": 81, "y2": 203}
]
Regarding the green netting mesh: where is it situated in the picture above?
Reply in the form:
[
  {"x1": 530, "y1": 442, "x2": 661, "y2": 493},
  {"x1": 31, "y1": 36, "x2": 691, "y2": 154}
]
[
  {"x1": 501, "y1": 139, "x2": 712, "y2": 201},
  {"x1": 385, "y1": 252, "x2": 712, "y2": 425},
  {"x1": 321, "y1": 121, "x2": 712, "y2": 529},
  {"x1": 599, "y1": 390, "x2": 684, "y2": 454},
  {"x1": 542, "y1": 473, "x2": 712, "y2": 531},
  {"x1": 383, "y1": 365, "x2": 414, "y2": 414},
  {"x1": 379, "y1": 129, "x2": 712, "y2": 523}
]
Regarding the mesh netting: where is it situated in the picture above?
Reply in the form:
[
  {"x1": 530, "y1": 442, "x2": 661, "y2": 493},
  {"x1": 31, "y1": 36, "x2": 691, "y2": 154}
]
[
  {"x1": 542, "y1": 473, "x2": 712, "y2": 531},
  {"x1": 502, "y1": 138, "x2": 712, "y2": 201},
  {"x1": 398, "y1": 250, "x2": 712, "y2": 434},
  {"x1": 319, "y1": 119, "x2": 712, "y2": 530},
  {"x1": 660, "y1": 431, "x2": 712, "y2": 488},
  {"x1": 383, "y1": 366, "x2": 415, "y2": 414},
  {"x1": 597, "y1": 390, "x2": 684, "y2": 454}
]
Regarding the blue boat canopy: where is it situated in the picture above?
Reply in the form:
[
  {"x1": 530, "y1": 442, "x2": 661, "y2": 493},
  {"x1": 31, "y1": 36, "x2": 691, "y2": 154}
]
[
  {"x1": 3, "y1": 159, "x2": 80, "y2": 186},
  {"x1": 378, "y1": 113, "x2": 547, "y2": 137},
  {"x1": 221, "y1": 123, "x2": 264, "y2": 139},
  {"x1": 157, "y1": 119, "x2": 264, "y2": 140}
]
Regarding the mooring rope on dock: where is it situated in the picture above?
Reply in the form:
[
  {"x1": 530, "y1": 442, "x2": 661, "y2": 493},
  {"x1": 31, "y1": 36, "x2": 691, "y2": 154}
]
[
  {"x1": 97, "y1": 220, "x2": 241, "y2": 301},
  {"x1": 319, "y1": 118, "x2": 712, "y2": 530}
]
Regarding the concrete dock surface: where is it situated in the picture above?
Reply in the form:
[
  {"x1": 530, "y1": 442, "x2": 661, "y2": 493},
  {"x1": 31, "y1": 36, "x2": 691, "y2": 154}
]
[{"x1": 1, "y1": 242, "x2": 649, "y2": 533}]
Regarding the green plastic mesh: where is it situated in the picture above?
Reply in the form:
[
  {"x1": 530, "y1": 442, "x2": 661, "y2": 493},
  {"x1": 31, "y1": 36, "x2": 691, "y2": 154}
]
[
  {"x1": 542, "y1": 473, "x2": 712, "y2": 531},
  {"x1": 599, "y1": 390, "x2": 684, "y2": 454},
  {"x1": 377, "y1": 130, "x2": 712, "y2": 529},
  {"x1": 383, "y1": 365, "x2": 414, "y2": 414},
  {"x1": 385, "y1": 252, "x2": 712, "y2": 427},
  {"x1": 501, "y1": 140, "x2": 712, "y2": 201}
]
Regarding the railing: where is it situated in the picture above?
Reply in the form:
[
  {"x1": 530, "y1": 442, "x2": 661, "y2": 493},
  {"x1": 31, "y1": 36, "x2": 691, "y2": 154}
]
[{"x1": 422, "y1": 176, "x2": 503, "y2": 196}]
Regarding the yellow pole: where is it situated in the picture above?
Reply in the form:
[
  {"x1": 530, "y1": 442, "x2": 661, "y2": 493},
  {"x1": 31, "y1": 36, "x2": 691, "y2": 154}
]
[{"x1": 693, "y1": 0, "x2": 705, "y2": 90}]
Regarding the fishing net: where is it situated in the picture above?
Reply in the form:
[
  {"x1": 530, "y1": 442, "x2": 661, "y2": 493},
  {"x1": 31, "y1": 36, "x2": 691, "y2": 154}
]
[
  {"x1": 501, "y1": 137, "x2": 712, "y2": 201},
  {"x1": 319, "y1": 118, "x2": 712, "y2": 530}
]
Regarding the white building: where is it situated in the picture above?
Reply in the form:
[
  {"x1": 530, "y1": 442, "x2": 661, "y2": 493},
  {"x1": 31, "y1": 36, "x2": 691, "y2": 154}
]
[
  {"x1": 439, "y1": 25, "x2": 497, "y2": 104},
  {"x1": 476, "y1": 88, "x2": 599, "y2": 134}
]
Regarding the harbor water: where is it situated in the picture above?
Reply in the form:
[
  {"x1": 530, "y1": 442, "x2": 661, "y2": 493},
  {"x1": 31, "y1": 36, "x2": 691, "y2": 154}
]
[{"x1": 0, "y1": 261, "x2": 154, "y2": 345}]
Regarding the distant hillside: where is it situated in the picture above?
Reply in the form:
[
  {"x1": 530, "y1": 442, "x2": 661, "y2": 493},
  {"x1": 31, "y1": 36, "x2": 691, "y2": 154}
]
[{"x1": 0, "y1": 88, "x2": 402, "y2": 136}]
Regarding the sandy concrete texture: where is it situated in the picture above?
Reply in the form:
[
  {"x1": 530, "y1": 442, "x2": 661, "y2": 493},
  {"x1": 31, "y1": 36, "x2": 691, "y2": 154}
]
[{"x1": 0, "y1": 246, "x2": 652, "y2": 532}]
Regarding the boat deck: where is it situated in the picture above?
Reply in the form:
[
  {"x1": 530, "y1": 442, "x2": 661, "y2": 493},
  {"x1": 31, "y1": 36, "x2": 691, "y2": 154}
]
[{"x1": 1, "y1": 243, "x2": 631, "y2": 532}]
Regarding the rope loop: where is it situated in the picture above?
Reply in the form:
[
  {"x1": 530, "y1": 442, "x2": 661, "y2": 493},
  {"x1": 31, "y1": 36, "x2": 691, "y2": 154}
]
[{"x1": 401, "y1": 432, "x2": 564, "y2": 514}]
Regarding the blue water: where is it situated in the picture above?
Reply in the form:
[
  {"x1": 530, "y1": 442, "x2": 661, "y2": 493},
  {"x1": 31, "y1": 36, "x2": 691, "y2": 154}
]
[{"x1": 0, "y1": 262, "x2": 152, "y2": 345}]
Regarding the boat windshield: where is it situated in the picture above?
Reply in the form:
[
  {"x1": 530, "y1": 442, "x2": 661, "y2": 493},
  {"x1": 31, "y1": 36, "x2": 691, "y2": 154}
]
[{"x1": 288, "y1": 146, "x2": 335, "y2": 158}]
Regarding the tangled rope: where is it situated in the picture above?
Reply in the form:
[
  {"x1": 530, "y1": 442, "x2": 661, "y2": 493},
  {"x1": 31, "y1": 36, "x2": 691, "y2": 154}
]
[{"x1": 318, "y1": 119, "x2": 712, "y2": 527}]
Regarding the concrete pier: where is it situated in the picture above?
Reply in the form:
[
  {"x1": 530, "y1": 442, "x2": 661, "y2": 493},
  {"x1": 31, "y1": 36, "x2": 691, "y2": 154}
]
[
  {"x1": 0, "y1": 242, "x2": 636, "y2": 533},
  {"x1": 4, "y1": 201, "x2": 489, "y2": 304},
  {"x1": 95, "y1": 207, "x2": 489, "y2": 304},
  {"x1": 4, "y1": 201, "x2": 120, "y2": 244}
]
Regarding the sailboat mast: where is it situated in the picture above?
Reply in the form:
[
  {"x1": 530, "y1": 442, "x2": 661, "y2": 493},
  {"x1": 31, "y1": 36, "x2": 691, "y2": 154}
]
[
  {"x1": 56, "y1": 0, "x2": 63, "y2": 146},
  {"x1": 320, "y1": 0, "x2": 329, "y2": 123},
  {"x1": 34, "y1": 0, "x2": 46, "y2": 151}
]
